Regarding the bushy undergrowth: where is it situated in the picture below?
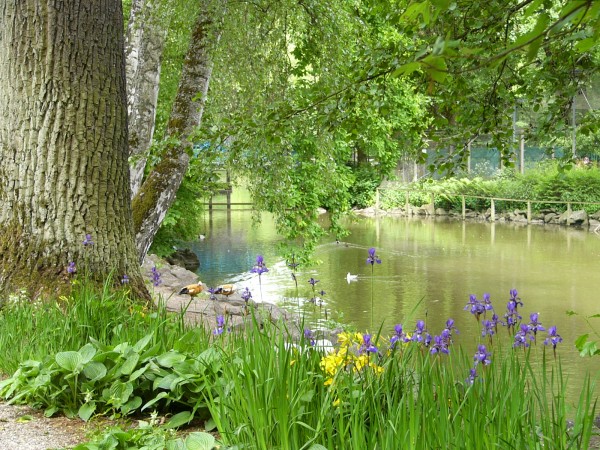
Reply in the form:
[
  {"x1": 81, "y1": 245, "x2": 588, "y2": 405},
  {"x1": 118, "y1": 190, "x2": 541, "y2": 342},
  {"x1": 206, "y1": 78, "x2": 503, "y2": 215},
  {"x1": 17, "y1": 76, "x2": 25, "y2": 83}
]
[
  {"x1": 0, "y1": 282, "x2": 597, "y2": 449},
  {"x1": 380, "y1": 163, "x2": 600, "y2": 214}
]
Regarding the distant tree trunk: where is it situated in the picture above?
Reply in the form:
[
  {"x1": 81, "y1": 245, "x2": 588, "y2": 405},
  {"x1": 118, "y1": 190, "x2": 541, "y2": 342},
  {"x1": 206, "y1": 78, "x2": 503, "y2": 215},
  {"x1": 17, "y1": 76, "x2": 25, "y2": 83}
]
[
  {"x1": 0, "y1": 0, "x2": 149, "y2": 299},
  {"x1": 133, "y1": 3, "x2": 221, "y2": 262},
  {"x1": 125, "y1": 0, "x2": 167, "y2": 197}
]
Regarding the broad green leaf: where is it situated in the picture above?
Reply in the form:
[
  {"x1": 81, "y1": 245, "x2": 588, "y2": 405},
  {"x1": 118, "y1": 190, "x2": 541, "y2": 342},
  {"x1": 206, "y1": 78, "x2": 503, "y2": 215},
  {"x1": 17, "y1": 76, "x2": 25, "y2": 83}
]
[
  {"x1": 185, "y1": 432, "x2": 216, "y2": 450},
  {"x1": 204, "y1": 418, "x2": 217, "y2": 432},
  {"x1": 133, "y1": 333, "x2": 154, "y2": 353},
  {"x1": 83, "y1": 361, "x2": 107, "y2": 381},
  {"x1": 165, "y1": 410, "x2": 193, "y2": 429},
  {"x1": 141, "y1": 391, "x2": 169, "y2": 411},
  {"x1": 109, "y1": 381, "x2": 134, "y2": 405},
  {"x1": 16, "y1": 415, "x2": 33, "y2": 423},
  {"x1": 156, "y1": 351, "x2": 186, "y2": 368},
  {"x1": 120, "y1": 354, "x2": 140, "y2": 376},
  {"x1": 78, "y1": 344, "x2": 97, "y2": 364},
  {"x1": 78, "y1": 402, "x2": 96, "y2": 421},
  {"x1": 166, "y1": 438, "x2": 186, "y2": 450},
  {"x1": 307, "y1": 445, "x2": 329, "y2": 450},
  {"x1": 574, "y1": 37, "x2": 596, "y2": 52},
  {"x1": 56, "y1": 351, "x2": 83, "y2": 372},
  {"x1": 391, "y1": 62, "x2": 420, "y2": 78},
  {"x1": 129, "y1": 364, "x2": 148, "y2": 382}
]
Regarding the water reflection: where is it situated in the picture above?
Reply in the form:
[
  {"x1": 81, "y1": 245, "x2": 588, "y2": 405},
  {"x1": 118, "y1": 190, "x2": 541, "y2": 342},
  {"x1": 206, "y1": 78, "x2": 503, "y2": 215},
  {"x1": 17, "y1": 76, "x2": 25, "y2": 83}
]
[{"x1": 186, "y1": 210, "x2": 600, "y2": 399}]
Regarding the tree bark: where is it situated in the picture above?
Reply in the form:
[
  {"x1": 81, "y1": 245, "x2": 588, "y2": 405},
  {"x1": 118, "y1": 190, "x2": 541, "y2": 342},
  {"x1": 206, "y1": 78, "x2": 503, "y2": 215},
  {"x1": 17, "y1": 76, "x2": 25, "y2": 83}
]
[
  {"x1": 0, "y1": 0, "x2": 149, "y2": 299},
  {"x1": 125, "y1": 0, "x2": 167, "y2": 197},
  {"x1": 132, "y1": 3, "x2": 220, "y2": 262}
]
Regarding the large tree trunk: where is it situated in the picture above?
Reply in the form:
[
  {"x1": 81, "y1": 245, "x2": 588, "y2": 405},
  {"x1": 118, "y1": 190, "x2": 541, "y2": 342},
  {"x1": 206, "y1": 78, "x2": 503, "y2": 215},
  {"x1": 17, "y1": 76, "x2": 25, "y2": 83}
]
[
  {"x1": 125, "y1": 0, "x2": 167, "y2": 197},
  {"x1": 0, "y1": 0, "x2": 148, "y2": 299},
  {"x1": 132, "y1": 4, "x2": 220, "y2": 262}
]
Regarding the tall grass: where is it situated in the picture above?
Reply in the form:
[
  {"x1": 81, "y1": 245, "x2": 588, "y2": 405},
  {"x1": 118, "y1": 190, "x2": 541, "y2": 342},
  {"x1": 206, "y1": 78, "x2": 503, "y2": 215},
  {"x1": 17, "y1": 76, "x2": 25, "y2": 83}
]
[
  {"x1": 0, "y1": 278, "x2": 191, "y2": 375},
  {"x1": 201, "y1": 317, "x2": 596, "y2": 449}
]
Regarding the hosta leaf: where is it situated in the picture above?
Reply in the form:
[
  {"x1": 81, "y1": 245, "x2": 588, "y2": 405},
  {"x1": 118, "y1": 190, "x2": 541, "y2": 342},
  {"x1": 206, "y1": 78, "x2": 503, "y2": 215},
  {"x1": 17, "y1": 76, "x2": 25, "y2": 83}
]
[
  {"x1": 56, "y1": 351, "x2": 83, "y2": 372},
  {"x1": 120, "y1": 354, "x2": 140, "y2": 375},
  {"x1": 166, "y1": 438, "x2": 186, "y2": 450},
  {"x1": 185, "y1": 432, "x2": 216, "y2": 450},
  {"x1": 83, "y1": 361, "x2": 107, "y2": 381},
  {"x1": 133, "y1": 333, "x2": 154, "y2": 353},
  {"x1": 78, "y1": 402, "x2": 96, "y2": 421},
  {"x1": 165, "y1": 410, "x2": 193, "y2": 428},
  {"x1": 78, "y1": 344, "x2": 97, "y2": 364},
  {"x1": 141, "y1": 391, "x2": 169, "y2": 410},
  {"x1": 109, "y1": 381, "x2": 134, "y2": 404},
  {"x1": 156, "y1": 352, "x2": 186, "y2": 368}
]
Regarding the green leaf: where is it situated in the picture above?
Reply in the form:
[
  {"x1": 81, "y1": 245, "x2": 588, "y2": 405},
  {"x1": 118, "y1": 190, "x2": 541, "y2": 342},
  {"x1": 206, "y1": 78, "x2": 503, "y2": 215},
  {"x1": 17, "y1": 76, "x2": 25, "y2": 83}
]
[
  {"x1": 56, "y1": 351, "x2": 83, "y2": 372},
  {"x1": 78, "y1": 402, "x2": 96, "y2": 421},
  {"x1": 133, "y1": 333, "x2": 154, "y2": 353},
  {"x1": 165, "y1": 410, "x2": 193, "y2": 429},
  {"x1": 142, "y1": 391, "x2": 169, "y2": 411},
  {"x1": 575, "y1": 37, "x2": 597, "y2": 52},
  {"x1": 391, "y1": 62, "x2": 421, "y2": 78},
  {"x1": 203, "y1": 418, "x2": 217, "y2": 432},
  {"x1": 120, "y1": 354, "x2": 140, "y2": 376},
  {"x1": 307, "y1": 445, "x2": 329, "y2": 450},
  {"x1": 78, "y1": 344, "x2": 97, "y2": 364},
  {"x1": 166, "y1": 439, "x2": 186, "y2": 450},
  {"x1": 185, "y1": 432, "x2": 216, "y2": 450},
  {"x1": 156, "y1": 351, "x2": 186, "y2": 368},
  {"x1": 83, "y1": 361, "x2": 107, "y2": 382},
  {"x1": 16, "y1": 414, "x2": 33, "y2": 423}
]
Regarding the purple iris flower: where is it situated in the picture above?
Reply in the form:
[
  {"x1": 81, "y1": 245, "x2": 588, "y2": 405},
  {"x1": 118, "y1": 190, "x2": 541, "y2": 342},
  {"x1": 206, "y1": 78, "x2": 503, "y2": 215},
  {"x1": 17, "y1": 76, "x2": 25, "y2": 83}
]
[
  {"x1": 544, "y1": 326, "x2": 563, "y2": 353},
  {"x1": 241, "y1": 287, "x2": 252, "y2": 303},
  {"x1": 250, "y1": 255, "x2": 269, "y2": 275},
  {"x1": 474, "y1": 344, "x2": 491, "y2": 366},
  {"x1": 304, "y1": 328, "x2": 316, "y2": 346},
  {"x1": 504, "y1": 300, "x2": 522, "y2": 332},
  {"x1": 466, "y1": 368, "x2": 478, "y2": 385},
  {"x1": 83, "y1": 234, "x2": 94, "y2": 246},
  {"x1": 151, "y1": 266, "x2": 161, "y2": 286},
  {"x1": 390, "y1": 324, "x2": 409, "y2": 348},
  {"x1": 481, "y1": 319, "x2": 496, "y2": 339},
  {"x1": 359, "y1": 334, "x2": 378, "y2": 354},
  {"x1": 464, "y1": 294, "x2": 485, "y2": 321},
  {"x1": 413, "y1": 320, "x2": 431, "y2": 346},
  {"x1": 67, "y1": 261, "x2": 76, "y2": 274},
  {"x1": 213, "y1": 315, "x2": 226, "y2": 335},
  {"x1": 482, "y1": 293, "x2": 493, "y2": 311},
  {"x1": 509, "y1": 288, "x2": 524, "y2": 308},
  {"x1": 308, "y1": 277, "x2": 319, "y2": 286},
  {"x1": 121, "y1": 274, "x2": 129, "y2": 284},
  {"x1": 528, "y1": 313, "x2": 545, "y2": 337},
  {"x1": 366, "y1": 247, "x2": 382, "y2": 265},
  {"x1": 514, "y1": 323, "x2": 534, "y2": 348},
  {"x1": 430, "y1": 334, "x2": 450, "y2": 355}
]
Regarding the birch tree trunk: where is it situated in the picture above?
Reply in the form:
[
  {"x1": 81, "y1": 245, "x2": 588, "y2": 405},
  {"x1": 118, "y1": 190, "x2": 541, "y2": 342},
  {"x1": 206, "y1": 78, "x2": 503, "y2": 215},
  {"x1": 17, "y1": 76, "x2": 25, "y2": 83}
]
[
  {"x1": 125, "y1": 0, "x2": 167, "y2": 197},
  {"x1": 132, "y1": 3, "x2": 220, "y2": 261},
  {"x1": 0, "y1": 0, "x2": 148, "y2": 299}
]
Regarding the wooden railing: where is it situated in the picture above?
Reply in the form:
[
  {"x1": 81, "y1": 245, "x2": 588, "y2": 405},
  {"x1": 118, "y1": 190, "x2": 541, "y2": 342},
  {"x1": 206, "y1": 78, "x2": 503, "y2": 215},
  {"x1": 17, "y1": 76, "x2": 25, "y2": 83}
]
[{"x1": 376, "y1": 188, "x2": 600, "y2": 226}]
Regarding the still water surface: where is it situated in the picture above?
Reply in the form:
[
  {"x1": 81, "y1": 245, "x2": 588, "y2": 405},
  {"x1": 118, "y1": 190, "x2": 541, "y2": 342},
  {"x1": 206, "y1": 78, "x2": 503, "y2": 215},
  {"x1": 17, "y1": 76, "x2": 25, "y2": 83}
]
[{"x1": 187, "y1": 210, "x2": 600, "y2": 399}]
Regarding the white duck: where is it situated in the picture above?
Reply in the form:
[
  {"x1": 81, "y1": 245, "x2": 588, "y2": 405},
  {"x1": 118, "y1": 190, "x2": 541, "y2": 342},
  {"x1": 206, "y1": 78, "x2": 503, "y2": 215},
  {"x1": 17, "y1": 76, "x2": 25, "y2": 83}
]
[{"x1": 346, "y1": 272, "x2": 358, "y2": 284}]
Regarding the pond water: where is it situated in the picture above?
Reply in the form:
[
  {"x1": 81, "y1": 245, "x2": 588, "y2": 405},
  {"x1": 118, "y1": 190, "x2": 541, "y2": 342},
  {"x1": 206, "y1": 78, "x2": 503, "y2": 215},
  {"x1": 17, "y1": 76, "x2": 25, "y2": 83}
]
[{"x1": 185, "y1": 208, "x2": 600, "y2": 400}]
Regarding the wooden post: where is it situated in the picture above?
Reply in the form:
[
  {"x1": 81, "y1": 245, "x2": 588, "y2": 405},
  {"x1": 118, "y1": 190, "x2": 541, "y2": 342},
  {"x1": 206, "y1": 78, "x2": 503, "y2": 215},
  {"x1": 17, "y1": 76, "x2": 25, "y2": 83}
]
[
  {"x1": 431, "y1": 192, "x2": 435, "y2": 216},
  {"x1": 527, "y1": 201, "x2": 531, "y2": 223},
  {"x1": 567, "y1": 202, "x2": 572, "y2": 225},
  {"x1": 209, "y1": 197, "x2": 213, "y2": 211},
  {"x1": 462, "y1": 195, "x2": 466, "y2": 220},
  {"x1": 490, "y1": 198, "x2": 495, "y2": 222},
  {"x1": 405, "y1": 191, "x2": 410, "y2": 215},
  {"x1": 376, "y1": 189, "x2": 380, "y2": 210}
]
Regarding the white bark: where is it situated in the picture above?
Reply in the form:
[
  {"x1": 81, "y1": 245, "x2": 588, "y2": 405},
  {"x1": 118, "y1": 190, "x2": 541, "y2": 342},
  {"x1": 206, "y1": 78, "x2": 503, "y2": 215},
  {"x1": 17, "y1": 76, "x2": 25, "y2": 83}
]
[
  {"x1": 125, "y1": 0, "x2": 167, "y2": 197},
  {"x1": 132, "y1": 3, "x2": 222, "y2": 262}
]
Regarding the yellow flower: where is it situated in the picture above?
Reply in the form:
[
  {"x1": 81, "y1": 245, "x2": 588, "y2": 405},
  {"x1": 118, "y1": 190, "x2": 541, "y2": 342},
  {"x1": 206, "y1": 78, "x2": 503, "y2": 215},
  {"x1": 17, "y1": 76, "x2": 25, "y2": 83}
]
[
  {"x1": 290, "y1": 359, "x2": 297, "y2": 367},
  {"x1": 354, "y1": 354, "x2": 369, "y2": 372},
  {"x1": 324, "y1": 377, "x2": 334, "y2": 387},
  {"x1": 333, "y1": 398, "x2": 341, "y2": 407},
  {"x1": 337, "y1": 332, "x2": 352, "y2": 348}
]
